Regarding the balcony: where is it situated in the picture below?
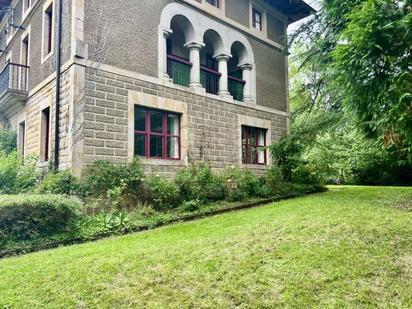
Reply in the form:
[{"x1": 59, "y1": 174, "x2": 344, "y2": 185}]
[
  {"x1": 167, "y1": 53, "x2": 246, "y2": 100},
  {"x1": 0, "y1": 63, "x2": 29, "y2": 114}
]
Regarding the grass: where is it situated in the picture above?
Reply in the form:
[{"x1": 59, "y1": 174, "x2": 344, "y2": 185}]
[{"x1": 1, "y1": 186, "x2": 411, "y2": 308}]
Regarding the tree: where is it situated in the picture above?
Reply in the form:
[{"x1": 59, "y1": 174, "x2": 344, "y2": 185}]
[{"x1": 291, "y1": 0, "x2": 412, "y2": 161}]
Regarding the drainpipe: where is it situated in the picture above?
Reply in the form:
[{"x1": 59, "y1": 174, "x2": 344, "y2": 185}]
[{"x1": 54, "y1": 0, "x2": 62, "y2": 170}]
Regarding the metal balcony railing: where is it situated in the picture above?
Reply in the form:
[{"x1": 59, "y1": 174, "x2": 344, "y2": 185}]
[
  {"x1": 228, "y1": 75, "x2": 246, "y2": 102},
  {"x1": 201, "y1": 66, "x2": 221, "y2": 95},
  {"x1": 167, "y1": 54, "x2": 192, "y2": 87},
  {"x1": 0, "y1": 63, "x2": 30, "y2": 95}
]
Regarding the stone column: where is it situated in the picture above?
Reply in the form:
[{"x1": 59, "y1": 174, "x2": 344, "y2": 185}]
[
  {"x1": 185, "y1": 42, "x2": 204, "y2": 91},
  {"x1": 215, "y1": 54, "x2": 232, "y2": 98},
  {"x1": 163, "y1": 29, "x2": 172, "y2": 80},
  {"x1": 240, "y1": 63, "x2": 253, "y2": 102}
]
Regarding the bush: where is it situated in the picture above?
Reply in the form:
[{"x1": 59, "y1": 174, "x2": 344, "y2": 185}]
[
  {"x1": 37, "y1": 170, "x2": 78, "y2": 195},
  {"x1": 222, "y1": 167, "x2": 261, "y2": 201},
  {"x1": 181, "y1": 199, "x2": 201, "y2": 212},
  {"x1": 0, "y1": 130, "x2": 17, "y2": 155},
  {"x1": 0, "y1": 152, "x2": 39, "y2": 194},
  {"x1": 145, "y1": 176, "x2": 181, "y2": 211},
  {"x1": 79, "y1": 159, "x2": 144, "y2": 210},
  {"x1": 175, "y1": 163, "x2": 225, "y2": 203},
  {"x1": 0, "y1": 194, "x2": 80, "y2": 241}
]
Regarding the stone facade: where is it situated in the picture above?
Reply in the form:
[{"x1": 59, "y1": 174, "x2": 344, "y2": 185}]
[
  {"x1": 0, "y1": 0, "x2": 313, "y2": 177},
  {"x1": 82, "y1": 65, "x2": 287, "y2": 177}
]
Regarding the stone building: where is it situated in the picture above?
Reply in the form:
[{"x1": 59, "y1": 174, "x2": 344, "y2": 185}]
[{"x1": 0, "y1": 0, "x2": 313, "y2": 177}]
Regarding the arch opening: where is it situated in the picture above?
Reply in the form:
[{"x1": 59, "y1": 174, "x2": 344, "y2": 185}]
[
  {"x1": 200, "y1": 29, "x2": 223, "y2": 95},
  {"x1": 166, "y1": 15, "x2": 195, "y2": 87}
]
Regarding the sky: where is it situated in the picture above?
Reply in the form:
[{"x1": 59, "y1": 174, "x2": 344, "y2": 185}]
[{"x1": 288, "y1": 0, "x2": 321, "y2": 34}]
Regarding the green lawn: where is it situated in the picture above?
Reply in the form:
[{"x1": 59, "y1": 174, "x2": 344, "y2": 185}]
[{"x1": 1, "y1": 186, "x2": 411, "y2": 308}]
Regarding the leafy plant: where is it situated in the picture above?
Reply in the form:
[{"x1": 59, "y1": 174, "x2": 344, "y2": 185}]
[
  {"x1": 0, "y1": 130, "x2": 17, "y2": 155},
  {"x1": 145, "y1": 176, "x2": 181, "y2": 211},
  {"x1": 175, "y1": 163, "x2": 225, "y2": 203},
  {"x1": 37, "y1": 170, "x2": 78, "y2": 195},
  {"x1": 0, "y1": 152, "x2": 39, "y2": 194}
]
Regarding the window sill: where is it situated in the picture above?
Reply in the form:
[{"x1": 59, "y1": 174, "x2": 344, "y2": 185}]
[
  {"x1": 242, "y1": 163, "x2": 268, "y2": 169},
  {"x1": 41, "y1": 51, "x2": 54, "y2": 64},
  {"x1": 138, "y1": 157, "x2": 186, "y2": 166}
]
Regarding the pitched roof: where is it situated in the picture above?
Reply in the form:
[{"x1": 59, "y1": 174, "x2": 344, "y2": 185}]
[{"x1": 263, "y1": 0, "x2": 315, "y2": 24}]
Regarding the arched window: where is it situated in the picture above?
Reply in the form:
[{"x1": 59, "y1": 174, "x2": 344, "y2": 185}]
[
  {"x1": 200, "y1": 30, "x2": 223, "y2": 95},
  {"x1": 167, "y1": 15, "x2": 195, "y2": 87}
]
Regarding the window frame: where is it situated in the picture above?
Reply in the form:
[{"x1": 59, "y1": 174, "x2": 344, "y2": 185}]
[
  {"x1": 40, "y1": 107, "x2": 51, "y2": 162},
  {"x1": 242, "y1": 125, "x2": 267, "y2": 165},
  {"x1": 41, "y1": 0, "x2": 54, "y2": 63},
  {"x1": 134, "y1": 107, "x2": 181, "y2": 161},
  {"x1": 23, "y1": 0, "x2": 32, "y2": 18},
  {"x1": 252, "y1": 8, "x2": 263, "y2": 31},
  {"x1": 205, "y1": 0, "x2": 220, "y2": 8}
]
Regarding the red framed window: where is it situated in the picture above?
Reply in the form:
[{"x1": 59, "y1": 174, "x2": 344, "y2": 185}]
[
  {"x1": 206, "y1": 0, "x2": 220, "y2": 8},
  {"x1": 134, "y1": 107, "x2": 181, "y2": 160},
  {"x1": 252, "y1": 8, "x2": 263, "y2": 31},
  {"x1": 242, "y1": 126, "x2": 267, "y2": 165}
]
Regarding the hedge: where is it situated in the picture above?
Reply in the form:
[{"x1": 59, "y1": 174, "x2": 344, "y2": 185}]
[{"x1": 0, "y1": 195, "x2": 81, "y2": 241}]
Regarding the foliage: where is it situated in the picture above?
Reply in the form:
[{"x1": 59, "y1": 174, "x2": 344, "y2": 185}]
[
  {"x1": 181, "y1": 199, "x2": 202, "y2": 212},
  {"x1": 0, "y1": 130, "x2": 17, "y2": 155},
  {"x1": 79, "y1": 159, "x2": 144, "y2": 210},
  {"x1": 175, "y1": 163, "x2": 225, "y2": 203},
  {"x1": 0, "y1": 195, "x2": 80, "y2": 241},
  {"x1": 0, "y1": 152, "x2": 39, "y2": 194},
  {"x1": 37, "y1": 170, "x2": 78, "y2": 195},
  {"x1": 222, "y1": 166, "x2": 261, "y2": 201},
  {"x1": 291, "y1": 0, "x2": 412, "y2": 161},
  {"x1": 145, "y1": 176, "x2": 181, "y2": 211}
]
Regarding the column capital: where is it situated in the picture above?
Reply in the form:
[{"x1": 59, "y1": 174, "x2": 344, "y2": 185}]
[
  {"x1": 214, "y1": 53, "x2": 232, "y2": 62},
  {"x1": 184, "y1": 41, "x2": 205, "y2": 50},
  {"x1": 239, "y1": 63, "x2": 253, "y2": 71}
]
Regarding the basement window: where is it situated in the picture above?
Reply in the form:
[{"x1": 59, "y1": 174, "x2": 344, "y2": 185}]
[{"x1": 134, "y1": 107, "x2": 181, "y2": 160}]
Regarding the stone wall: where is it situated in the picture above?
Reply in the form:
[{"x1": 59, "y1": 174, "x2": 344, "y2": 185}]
[
  {"x1": 7, "y1": 68, "x2": 72, "y2": 170},
  {"x1": 83, "y1": 65, "x2": 287, "y2": 177}
]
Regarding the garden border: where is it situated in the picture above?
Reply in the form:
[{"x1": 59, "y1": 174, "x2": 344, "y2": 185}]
[{"x1": 0, "y1": 187, "x2": 326, "y2": 259}]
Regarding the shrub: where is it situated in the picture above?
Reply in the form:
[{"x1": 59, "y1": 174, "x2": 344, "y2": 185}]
[
  {"x1": 175, "y1": 163, "x2": 225, "y2": 203},
  {"x1": 145, "y1": 176, "x2": 181, "y2": 211},
  {"x1": 181, "y1": 199, "x2": 201, "y2": 212},
  {"x1": 0, "y1": 194, "x2": 80, "y2": 241},
  {"x1": 0, "y1": 130, "x2": 17, "y2": 155},
  {"x1": 37, "y1": 170, "x2": 78, "y2": 195},
  {"x1": 0, "y1": 152, "x2": 39, "y2": 194},
  {"x1": 79, "y1": 159, "x2": 144, "y2": 210},
  {"x1": 222, "y1": 167, "x2": 260, "y2": 201}
]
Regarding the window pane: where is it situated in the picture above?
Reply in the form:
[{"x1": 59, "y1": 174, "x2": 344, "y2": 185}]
[
  {"x1": 258, "y1": 147, "x2": 265, "y2": 164},
  {"x1": 249, "y1": 128, "x2": 256, "y2": 146},
  {"x1": 167, "y1": 114, "x2": 179, "y2": 135},
  {"x1": 257, "y1": 129, "x2": 265, "y2": 146},
  {"x1": 167, "y1": 137, "x2": 179, "y2": 159},
  {"x1": 134, "y1": 134, "x2": 145, "y2": 157},
  {"x1": 242, "y1": 126, "x2": 247, "y2": 144},
  {"x1": 150, "y1": 110, "x2": 163, "y2": 133},
  {"x1": 242, "y1": 145, "x2": 247, "y2": 163},
  {"x1": 248, "y1": 146, "x2": 256, "y2": 164},
  {"x1": 150, "y1": 135, "x2": 163, "y2": 157},
  {"x1": 135, "y1": 108, "x2": 146, "y2": 131}
]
